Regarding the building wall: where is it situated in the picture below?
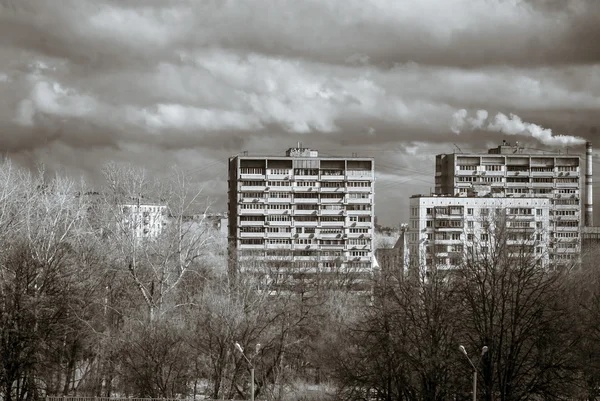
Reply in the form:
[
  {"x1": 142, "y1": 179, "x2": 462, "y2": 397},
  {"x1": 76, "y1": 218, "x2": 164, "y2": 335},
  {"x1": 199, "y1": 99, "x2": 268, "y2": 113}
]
[
  {"x1": 408, "y1": 196, "x2": 552, "y2": 273},
  {"x1": 434, "y1": 148, "x2": 581, "y2": 265},
  {"x1": 227, "y1": 148, "x2": 375, "y2": 284},
  {"x1": 122, "y1": 203, "x2": 167, "y2": 238}
]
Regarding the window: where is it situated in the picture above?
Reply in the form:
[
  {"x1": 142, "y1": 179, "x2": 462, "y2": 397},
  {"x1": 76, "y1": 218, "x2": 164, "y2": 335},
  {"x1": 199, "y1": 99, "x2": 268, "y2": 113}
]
[
  {"x1": 481, "y1": 234, "x2": 489, "y2": 242},
  {"x1": 536, "y1": 209, "x2": 543, "y2": 216},
  {"x1": 467, "y1": 208, "x2": 473, "y2": 215}
]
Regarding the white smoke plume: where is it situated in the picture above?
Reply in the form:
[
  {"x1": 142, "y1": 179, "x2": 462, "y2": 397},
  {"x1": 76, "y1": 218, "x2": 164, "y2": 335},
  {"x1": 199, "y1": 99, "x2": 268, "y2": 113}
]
[{"x1": 451, "y1": 109, "x2": 586, "y2": 147}]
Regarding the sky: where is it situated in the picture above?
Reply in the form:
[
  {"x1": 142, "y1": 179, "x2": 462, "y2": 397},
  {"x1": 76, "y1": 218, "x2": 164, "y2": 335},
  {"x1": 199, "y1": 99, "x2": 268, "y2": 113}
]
[{"x1": 1, "y1": 0, "x2": 600, "y2": 225}]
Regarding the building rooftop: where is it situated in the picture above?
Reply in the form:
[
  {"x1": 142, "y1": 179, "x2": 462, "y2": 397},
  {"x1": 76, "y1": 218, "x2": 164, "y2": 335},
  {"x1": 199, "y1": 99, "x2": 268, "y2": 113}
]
[
  {"x1": 410, "y1": 193, "x2": 551, "y2": 200},
  {"x1": 231, "y1": 145, "x2": 373, "y2": 160},
  {"x1": 438, "y1": 141, "x2": 581, "y2": 157}
]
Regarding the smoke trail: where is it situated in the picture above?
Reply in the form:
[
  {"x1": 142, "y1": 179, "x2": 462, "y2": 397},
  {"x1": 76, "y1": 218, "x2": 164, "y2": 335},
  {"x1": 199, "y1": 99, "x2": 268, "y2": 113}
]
[{"x1": 451, "y1": 109, "x2": 586, "y2": 146}]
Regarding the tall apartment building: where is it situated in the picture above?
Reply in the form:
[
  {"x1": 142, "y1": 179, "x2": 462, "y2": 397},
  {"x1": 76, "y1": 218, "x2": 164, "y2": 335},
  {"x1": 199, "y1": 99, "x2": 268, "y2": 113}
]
[
  {"x1": 435, "y1": 141, "x2": 581, "y2": 265},
  {"x1": 408, "y1": 195, "x2": 552, "y2": 273},
  {"x1": 227, "y1": 146, "x2": 375, "y2": 288}
]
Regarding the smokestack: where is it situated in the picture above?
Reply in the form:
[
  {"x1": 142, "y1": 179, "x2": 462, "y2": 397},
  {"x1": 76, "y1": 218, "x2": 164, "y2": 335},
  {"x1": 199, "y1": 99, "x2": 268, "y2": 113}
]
[{"x1": 585, "y1": 141, "x2": 593, "y2": 227}]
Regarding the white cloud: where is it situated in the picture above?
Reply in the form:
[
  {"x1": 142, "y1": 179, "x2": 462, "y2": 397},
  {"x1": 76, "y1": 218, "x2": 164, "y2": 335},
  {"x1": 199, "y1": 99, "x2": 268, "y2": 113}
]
[{"x1": 134, "y1": 104, "x2": 262, "y2": 132}]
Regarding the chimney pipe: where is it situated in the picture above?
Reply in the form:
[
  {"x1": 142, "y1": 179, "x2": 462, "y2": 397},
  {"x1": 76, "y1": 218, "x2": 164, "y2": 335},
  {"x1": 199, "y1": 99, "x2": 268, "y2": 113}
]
[{"x1": 585, "y1": 141, "x2": 593, "y2": 227}]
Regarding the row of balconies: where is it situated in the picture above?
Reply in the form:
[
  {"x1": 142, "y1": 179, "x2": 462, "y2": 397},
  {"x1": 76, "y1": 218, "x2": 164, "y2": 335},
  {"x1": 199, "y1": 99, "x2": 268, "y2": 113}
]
[
  {"x1": 239, "y1": 185, "x2": 372, "y2": 192},
  {"x1": 240, "y1": 172, "x2": 374, "y2": 180},
  {"x1": 456, "y1": 170, "x2": 579, "y2": 177},
  {"x1": 239, "y1": 231, "x2": 371, "y2": 239},
  {"x1": 239, "y1": 220, "x2": 372, "y2": 227},
  {"x1": 238, "y1": 209, "x2": 371, "y2": 216},
  {"x1": 239, "y1": 197, "x2": 367, "y2": 204},
  {"x1": 239, "y1": 197, "x2": 370, "y2": 204}
]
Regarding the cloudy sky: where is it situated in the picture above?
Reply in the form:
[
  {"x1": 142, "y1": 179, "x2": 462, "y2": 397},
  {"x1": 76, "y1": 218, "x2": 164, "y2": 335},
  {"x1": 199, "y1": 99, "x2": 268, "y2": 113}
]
[{"x1": 1, "y1": 0, "x2": 600, "y2": 224}]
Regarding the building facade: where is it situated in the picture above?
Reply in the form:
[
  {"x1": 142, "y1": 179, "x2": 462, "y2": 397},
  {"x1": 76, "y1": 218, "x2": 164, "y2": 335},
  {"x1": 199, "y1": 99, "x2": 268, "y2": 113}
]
[
  {"x1": 227, "y1": 147, "x2": 375, "y2": 287},
  {"x1": 374, "y1": 225, "x2": 409, "y2": 275},
  {"x1": 408, "y1": 195, "x2": 552, "y2": 273},
  {"x1": 122, "y1": 203, "x2": 168, "y2": 239},
  {"x1": 435, "y1": 142, "x2": 581, "y2": 265}
]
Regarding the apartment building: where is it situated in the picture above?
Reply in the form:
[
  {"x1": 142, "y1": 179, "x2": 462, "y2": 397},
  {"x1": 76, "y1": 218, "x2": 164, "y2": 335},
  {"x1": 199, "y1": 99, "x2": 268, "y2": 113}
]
[
  {"x1": 121, "y1": 203, "x2": 167, "y2": 239},
  {"x1": 227, "y1": 146, "x2": 375, "y2": 288},
  {"x1": 435, "y1": 141, "x2": 581, "y2": 265},
  {"x1": 408, "y1": 195, "x2": 552, "y2": 273}
]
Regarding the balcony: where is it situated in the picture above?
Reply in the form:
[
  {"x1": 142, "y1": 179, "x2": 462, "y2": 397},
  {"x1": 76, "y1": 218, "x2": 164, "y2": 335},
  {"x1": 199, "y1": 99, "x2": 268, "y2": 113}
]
[
  {"x1": 267, "y1": 197, "x2": 292, "y2": 203},
  {"x1": 268, "y1": 185, "x2": 292, "y2": 191},
  {"x1": 294, "y1": 209, "x2": 318, "y2": 216},
  {"x1": 240, "y1": 232, "x2": 265, "y2": 238},
  {"x1": 267, "y1": 209, "x2": 291, "y2": 215},
  {"x1": 292, "y1": 186, "x2": 318, "y2": 192},
  {"x1": 555, "y1": 182, "x2": 579, "y2": 189},
  {"x1": 319, "y1": 232, "x2": 344, "y2": 239},
  {"x1": 531, "y1": 171, "x2": 555, "y2": 177},
  {"x1": 320, "y1": 243, "x2": 345, "y2": 249},
  {"x1": 508, "y1": 214, "x2": 536, "y2": 220},
  {"x1": 347, "y1": 186, "x2": 371, "y2": 193},
  {"x1": 238, "y1": 208, "x2": 266, "y2": 215},
  {"x1": 240, "y1": 196, "x2": 266, "y2": 203},
  {"x1": 294, "y1": 174, "x2": 319, "y2": 181},
  {"x1": 320, "y1": 174, "x2": 345, "y2": 181},
  {"x1": 346, "y1": 244, "x2": 370, "y2": 251},
  {"x1": 239, "y1": 220, "x2": 265, "y2": 226},
  {"x1": 240, "y1": 173, "x2": 265, "y2": 180},
  {"x1": 353, "y1": 221, "x2": 372, "y2": 228},
  {"x1": 456, "y1": 169, "x2": 478, "y2": 176},
  {"x1": 266, "y1": 220, "x2": 292, "y2": 226},
  {"x1": 346, "y1": 171, "x2": 374, "y2": 180},
  {"x1": 347, "y1": 197, "x2": 371, "y2": 204},
  {"x1": 239, "y1": 244, "x2": 265, "y2": 250},
  {"x1": 321, "y1": 197, "x2": 344, "y2": 204},
  {"x1": 555, "y1": 214, "x2": 580, "y2": 221},
  {"x1": 320, "y1": 186, "x2": 345, "y2": 192},
  {"x1": 321, "y1": 220, "x2": 345, "y2": 227},
  {"x1": 266, "y1": 232, "x2": 292, "y2": 238},
  {"x1": 294, "y1": 198, "x2": 319, "y2": 203},
  {"x1": 294, "y1": 220, "x2": 318, "y2": 226},
  {"x1": 266, "y1": 170, "x2": 292, "y2": 179},
  {"x1": 482, "y1": 170, "x2": 505, "y2": 176},
  {"x1": 240, "y1": 185, "x2": 267, "y2": 192},
  {"x1": 320, "y1": 209, "x2": 344, "y2": 216}
]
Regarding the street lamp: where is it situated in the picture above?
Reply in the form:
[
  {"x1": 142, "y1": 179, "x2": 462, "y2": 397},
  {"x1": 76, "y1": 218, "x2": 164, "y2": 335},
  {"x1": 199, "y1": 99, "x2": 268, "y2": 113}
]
[
  {"x1": 235, "y1": 342, "x2": 260, "y2": 401},
  {"x1": 459, "y1": 345, "x2": 488, "y2": 401}
]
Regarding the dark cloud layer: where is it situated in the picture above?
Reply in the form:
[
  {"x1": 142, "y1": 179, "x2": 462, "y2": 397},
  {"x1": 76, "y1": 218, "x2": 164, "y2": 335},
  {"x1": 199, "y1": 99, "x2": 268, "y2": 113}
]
[{"x1": 1, "y1": 0, "x2": 600, "y2": 223}]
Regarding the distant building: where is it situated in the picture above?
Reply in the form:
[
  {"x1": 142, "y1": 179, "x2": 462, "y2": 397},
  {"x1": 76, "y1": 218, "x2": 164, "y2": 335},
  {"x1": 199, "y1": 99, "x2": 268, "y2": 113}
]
[
  {"x1": 435, "y1": 141, "x2": 581, "y2": 266},
  {"x1": 121, "y1": 203, "x2": 167, "y2": 239},
  {"x1": 227, "y1": 146, "x2": 375, "y2": 288},
  {"x1": 408, "y1": 195, "x2": 552, "y2": 274},
  {"x1": 374, "y1": 225, "x2": 409, "y2": 275}
]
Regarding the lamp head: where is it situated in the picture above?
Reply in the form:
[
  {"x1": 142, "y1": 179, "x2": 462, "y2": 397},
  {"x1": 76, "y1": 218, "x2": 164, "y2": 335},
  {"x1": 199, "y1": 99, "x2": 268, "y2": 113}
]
[
  {"x1": 235, "y1": 342, "x2": 244, "y2": 353},
  {"x1": 481, "y1": 346, "x2": 489, "y2": 355},
  {"x1": 459, "y1": 345, "x2": 467, "y2": 356}
]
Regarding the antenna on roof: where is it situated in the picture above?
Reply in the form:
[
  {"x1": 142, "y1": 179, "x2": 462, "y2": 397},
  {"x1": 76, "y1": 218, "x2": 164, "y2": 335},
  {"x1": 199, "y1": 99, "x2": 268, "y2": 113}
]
[{"x1": 453, "y1": 143, "x2": 463, "y2": 153}]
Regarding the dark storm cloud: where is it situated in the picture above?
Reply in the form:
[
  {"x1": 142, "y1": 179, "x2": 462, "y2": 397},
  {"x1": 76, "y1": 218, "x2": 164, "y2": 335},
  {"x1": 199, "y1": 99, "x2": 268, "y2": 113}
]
[{"x1": 1, "y1": 0, "x2": 600, "y2": 223}]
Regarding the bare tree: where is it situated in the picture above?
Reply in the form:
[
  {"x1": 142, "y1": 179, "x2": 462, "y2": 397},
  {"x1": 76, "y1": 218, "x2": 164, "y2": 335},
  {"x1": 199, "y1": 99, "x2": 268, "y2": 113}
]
[{"x1": 455, "y1": 212, "x2": 576, "y2": 401}]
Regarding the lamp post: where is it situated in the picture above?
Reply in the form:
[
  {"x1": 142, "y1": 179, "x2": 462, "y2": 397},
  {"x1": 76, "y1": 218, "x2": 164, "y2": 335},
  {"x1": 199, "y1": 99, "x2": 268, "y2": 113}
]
[
  {"x1": 459, "y1": 345, "x2": 488, "y2": 401},
  {"x1": 235, "y1": 342, "x2": 260, "y2": 401}
]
